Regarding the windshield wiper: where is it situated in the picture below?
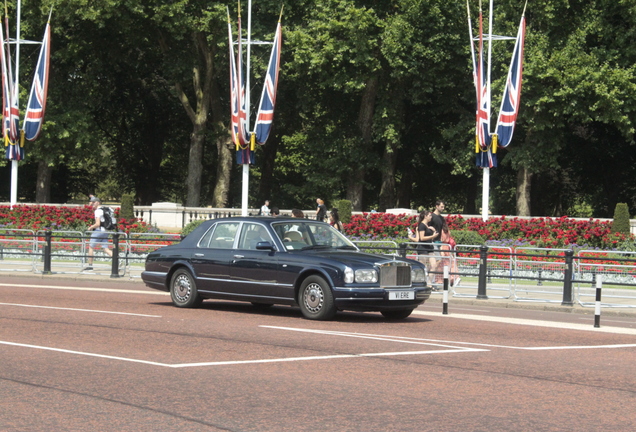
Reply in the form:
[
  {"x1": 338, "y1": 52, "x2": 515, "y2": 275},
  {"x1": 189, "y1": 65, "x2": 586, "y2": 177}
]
[{"x1": 335, "y1": 245, "x2": 357, "y2": 250}]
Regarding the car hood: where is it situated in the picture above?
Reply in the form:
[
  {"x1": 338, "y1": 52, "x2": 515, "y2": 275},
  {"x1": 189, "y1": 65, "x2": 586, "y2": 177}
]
[{"x1": 304, "y1": 249, "x2": 416, "y2": 268}]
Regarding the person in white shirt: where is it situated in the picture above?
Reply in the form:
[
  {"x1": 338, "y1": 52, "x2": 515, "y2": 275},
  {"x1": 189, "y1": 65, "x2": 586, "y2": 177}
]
[
  {"x1": 260, "y1": 200, "x2": 271, "y2": 216},
  {"x1": 84, "y1": 196, "x2": 113, "y2": 271}
]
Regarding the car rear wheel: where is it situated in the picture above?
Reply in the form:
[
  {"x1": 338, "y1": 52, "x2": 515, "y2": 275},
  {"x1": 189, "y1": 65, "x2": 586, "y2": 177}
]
[
  {"x1": 170, "y1": 268, "x2": 203, "y2": 308},
  {"x1": 298, "y1": 275, "x2": 337, "y2": 320},
  {"x1": 381, "y1": 309, "x2": 414, "y2": 320}
]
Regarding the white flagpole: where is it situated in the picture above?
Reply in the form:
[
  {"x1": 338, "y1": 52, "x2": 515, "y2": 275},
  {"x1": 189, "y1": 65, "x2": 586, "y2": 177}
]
[
  {"x1": 10, "y1": 0, "x2": 21, "y2": 207},
  {"x1": 481, "y1": 0, "x2": 494, "y2": 221},
  {"x1": 240, "y1": 0, "x2": 253, "y2": 216}
]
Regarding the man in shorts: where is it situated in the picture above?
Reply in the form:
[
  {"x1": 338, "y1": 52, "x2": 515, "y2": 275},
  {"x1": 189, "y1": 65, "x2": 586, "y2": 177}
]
[{"x1": 84, "y1": 196, "x2": 113, "y2": 271}]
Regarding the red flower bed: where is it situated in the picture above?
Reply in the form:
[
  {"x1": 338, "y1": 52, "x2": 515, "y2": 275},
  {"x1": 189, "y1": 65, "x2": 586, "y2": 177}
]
[
  {"x1": 0, "y1": 204, "x2": 156, "y2": 234},
  {"x1": 344, "y1": 213, "x2": 633, "y2": 250}
]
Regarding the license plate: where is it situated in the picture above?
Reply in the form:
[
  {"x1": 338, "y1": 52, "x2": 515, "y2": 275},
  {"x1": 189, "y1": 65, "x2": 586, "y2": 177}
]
[{"x1": 388, "y1": 290, "x2": 414, "y2": 300}]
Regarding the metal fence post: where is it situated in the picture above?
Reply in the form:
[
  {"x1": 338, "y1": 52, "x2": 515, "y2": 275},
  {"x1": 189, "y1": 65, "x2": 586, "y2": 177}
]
[
  {"x1": 399, "y1": 243, "x2": 407, "y2": 258},
  {"x1": 43, "y1": 230, "x2": 52, "y2": 275},
  {"x1": 110, "y1": 233, "x2": 120, "y2": 278},
  {"x1": 561, "y1": 249, "x2": 574, "y2": 306},
  {"x1": 477, "y1": 245, "x2": 489, "y2": 300}
]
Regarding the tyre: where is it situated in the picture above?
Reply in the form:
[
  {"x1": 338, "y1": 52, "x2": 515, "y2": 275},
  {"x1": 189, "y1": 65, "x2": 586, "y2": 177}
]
[
  {"x1": 381, "y1": 309, "x2": 414, "y2": 320},
  {"x1": 170, "y1": 268, "x2": 203, "y2": 308},
  {"x1": 298, "y1": 275, "x2": 337, "y2": 320}
]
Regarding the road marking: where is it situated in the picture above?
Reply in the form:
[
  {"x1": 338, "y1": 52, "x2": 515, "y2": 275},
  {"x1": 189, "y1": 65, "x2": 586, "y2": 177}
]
[
  {"x1": 261, "y1": 325, "x2": 479, "y2": 350},
  {"x1": 412, "y1": 310, "x2": 636, "y2": 335},
  {"x1": 0, "y1": 341, "x2": 172, "y2": 367},
  {"x1": 0, "y1": 283, "x2": 167, "y2": 296},
  {"x1": 263, "y1": 326, "x2": 636, "y2": 352},
  {"x1": 0, "y1": 339, "x2": 486, "y2": 369},
  {"x1": 4, "y1": 325, "x2": 635, "y2": 369},
  {"x1": 0, "y1": 302, "x2": 161, "y2": 317},
  {"x1": 171, "y1": 348, "x2": 487, "y2": 368},
  {"x1": 578, "y1": 317, "x2": 636, "y2": 325},
  {"x1": 420, "y1": 304, "x2": 491, "y2": 313}
]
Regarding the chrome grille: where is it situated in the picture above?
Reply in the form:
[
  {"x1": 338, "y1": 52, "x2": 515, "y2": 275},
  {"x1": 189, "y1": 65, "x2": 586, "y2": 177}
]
[{"x1": 379, "y1": 262, "x2": 411, "y2": 287}]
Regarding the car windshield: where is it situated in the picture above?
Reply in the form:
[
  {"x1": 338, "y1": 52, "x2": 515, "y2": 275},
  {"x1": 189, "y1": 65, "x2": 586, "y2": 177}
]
[{"x1": 272, "y1": 221, "x2": 358, "y2": 251}]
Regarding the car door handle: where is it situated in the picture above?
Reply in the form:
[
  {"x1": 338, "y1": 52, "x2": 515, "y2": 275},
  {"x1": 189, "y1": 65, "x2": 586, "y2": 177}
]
[
  {"x1": 233, "y1": 255, "x2": 244, "y2": 259},
  {"x1": 194, "y1": 253, "x2": 204, "y2": 257}
]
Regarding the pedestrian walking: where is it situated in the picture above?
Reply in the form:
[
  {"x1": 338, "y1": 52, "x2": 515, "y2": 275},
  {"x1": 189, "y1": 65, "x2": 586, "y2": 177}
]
[{"x1": 84, "y1": 196, "x2": 113, "y2": 271}]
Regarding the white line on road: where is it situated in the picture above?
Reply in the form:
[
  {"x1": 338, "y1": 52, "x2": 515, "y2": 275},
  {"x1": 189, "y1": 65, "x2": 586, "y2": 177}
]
[
  {"x1": 260, "y1": 325, "x2": 479, "y2": 350},
  {"x1": 0, "y1": 340, "x2": 485, "y2": 369},
  {"x1": 0, "y1": 302, "x2": 161, "y2": 317},
  {"x1": 578, "y1": 317, "x2": 636, "y2": 325},
  {"x1": 262, "y1": 326, "x2": 636, "y2": 351},
  {"x1": 412, "y1": 310, "x2": 636, "y2": 335},
  {"x1": 0, "y1": 283, "x2": 168, "y2": 295}
]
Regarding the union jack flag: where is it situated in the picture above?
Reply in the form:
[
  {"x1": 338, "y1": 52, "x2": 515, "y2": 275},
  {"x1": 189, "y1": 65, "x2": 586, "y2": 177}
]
[
  {"x1": 254, "y1": 21, "x2": 281, "y2": 145},
  {"x1": 236, "y1": 14, "x2": 249, "y2": 148},
  {"x1": 475, "y1": 8, "x2": 494, "y2": 168},
  {"x1": 0, "y1": 21, "x2": 11, "y2": 142},
  {"x1": 227, "y1": 11, "x2": 240, "y2": 146},
  {"x1": 495, "y1": 15, "x2": 525, "y2": 148},
  {"x1": 1, "y1": 14, "x2": 22, "y2": 160},
  {"x1": 476, "y1": 9, "x2": 491, "y2": 152},
  {"x1": 23, "y1": 21, "x2": 51, "y2": 142}
]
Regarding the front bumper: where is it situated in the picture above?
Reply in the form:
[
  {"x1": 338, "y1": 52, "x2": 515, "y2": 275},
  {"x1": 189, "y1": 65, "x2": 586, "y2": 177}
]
[{"x1": 332, "y1": 285, "x2": 431, "y2": 312}]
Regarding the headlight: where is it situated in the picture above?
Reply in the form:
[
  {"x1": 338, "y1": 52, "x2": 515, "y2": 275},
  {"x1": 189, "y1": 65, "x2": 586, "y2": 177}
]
[
  {"x1": 344, "y1": 267, "x2": 354, "y2": 283},
  {"x1": 355, "y1": 269, "x2": 378, "y2": 283},
  {"x1": 411, "y1": 267, "x2": 426, "y2": 283}
]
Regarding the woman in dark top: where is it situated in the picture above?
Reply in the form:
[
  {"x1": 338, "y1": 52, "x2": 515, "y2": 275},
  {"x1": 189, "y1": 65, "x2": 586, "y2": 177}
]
[
  {"x1": 329, "y1": 208, "x2": 344, "y2": 232},
  {"x1": 408, "y1": 210, "x2": 438, "y2": 283}
]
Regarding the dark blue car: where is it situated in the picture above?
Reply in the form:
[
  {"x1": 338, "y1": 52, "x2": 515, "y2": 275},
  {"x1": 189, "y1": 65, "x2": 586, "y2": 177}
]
[{"x1": 142, "y1": 217, "x2": 431, "y2": 320}]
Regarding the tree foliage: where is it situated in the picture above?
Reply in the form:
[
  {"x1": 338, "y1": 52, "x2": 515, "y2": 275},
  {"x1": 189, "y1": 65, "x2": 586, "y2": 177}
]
[{"x1": 3, "y1": 0, "x2": 634, "y2": 220}]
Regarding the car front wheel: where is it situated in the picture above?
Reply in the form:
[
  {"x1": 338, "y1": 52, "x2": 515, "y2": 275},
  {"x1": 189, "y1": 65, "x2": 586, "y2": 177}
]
[
  {"x1": 170, "y1": 268, "x2": 203, "y2": 308},
  {"x1": 298, "y1": 275, "x2": 337, "y2": 320}
]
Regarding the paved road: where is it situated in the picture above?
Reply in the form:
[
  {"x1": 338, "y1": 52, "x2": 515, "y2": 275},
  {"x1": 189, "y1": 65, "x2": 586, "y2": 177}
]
[{"x1": 1, "y1": 276, "x2": 636, "y2": 431}]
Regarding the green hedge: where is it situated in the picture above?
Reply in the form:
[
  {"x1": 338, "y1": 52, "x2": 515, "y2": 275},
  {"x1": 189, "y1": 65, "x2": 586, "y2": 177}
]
[
  {"x1": 336, "y1": 199, "x2": 352, "y2": 224},
  {"x1": 182, "y1": 219, "x2": 206, "y2": 237},
  {"x1": 451, "y1": 230, "x2": 485, "y2": 246},
  {"x1": 612, "y1": 203, "x2": 631, "y2": 236}
]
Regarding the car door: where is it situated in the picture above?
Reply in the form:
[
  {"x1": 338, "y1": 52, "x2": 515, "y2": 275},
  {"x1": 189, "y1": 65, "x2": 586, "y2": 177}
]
[
  {"x1": 191, "y1": 222, "x2": 239, "y2": 294},
  {"x1": 229, "y1": 223, "x2": 285, "y2": 299}
]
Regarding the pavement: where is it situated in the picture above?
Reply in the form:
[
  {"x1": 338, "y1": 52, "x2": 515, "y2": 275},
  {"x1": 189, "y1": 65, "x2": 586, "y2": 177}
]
[{"x1": 4, "y1": 263, "x2": 636, "y2": 319}]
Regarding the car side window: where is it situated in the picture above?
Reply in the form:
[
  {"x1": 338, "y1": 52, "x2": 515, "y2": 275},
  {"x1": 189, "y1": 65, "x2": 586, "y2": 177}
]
[
  {"x1": 239, "y1": 223, "x2": 273, "y2": 250},
  {"x1": 199, "y1": 222, "x2": 240, "y2": 249}
]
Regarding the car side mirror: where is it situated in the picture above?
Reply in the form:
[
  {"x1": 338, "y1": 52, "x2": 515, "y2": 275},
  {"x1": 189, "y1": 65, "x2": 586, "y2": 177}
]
[{"x1": 256, "y1": 241, "x2": 275, "y2": 251}]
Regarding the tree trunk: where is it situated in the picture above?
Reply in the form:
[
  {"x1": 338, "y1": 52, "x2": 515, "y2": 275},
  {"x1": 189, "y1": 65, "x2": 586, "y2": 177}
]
[
  {"x1": 464, "y1": 177, "x2": 478, "y2": 214},
  {"x1": 166, "y1": 31, "x2": 214, "y2": 207},
  {"x1": 213, "y1": 134, "x2": 234, "y2": 208},
  {"x1": 258, "y1": 135, "x2": 279, "y2": 206},
  {"x1": 516, "y1": 166, "x2": 532, "y2": 216},
  {"x1": 35, "y1": 161, "x2": 52, "y2": 203},
  {"x1": 378, "y1": 145, "x2": 397, "y2": 211},
  {"x1": 396, "y1": 170, "x2": 412, "y2": 209},
  {"x1": 346, "y1": 170, "x2": 365, "y2": 211},
  {"x1": 348, "y1": 76, "x2": 378, "y2": 211},
  {"x1": 209, "y1": 78, "x2": 233, "y2": 208},
  {"x1": 186, "y1": 126, "x2": 205, "y2": 207}
]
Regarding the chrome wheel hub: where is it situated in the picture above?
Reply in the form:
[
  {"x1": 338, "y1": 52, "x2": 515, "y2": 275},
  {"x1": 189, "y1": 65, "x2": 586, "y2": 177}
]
[{"x1": 304, "y1": 283, "x2": 324, "y2": 313}]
